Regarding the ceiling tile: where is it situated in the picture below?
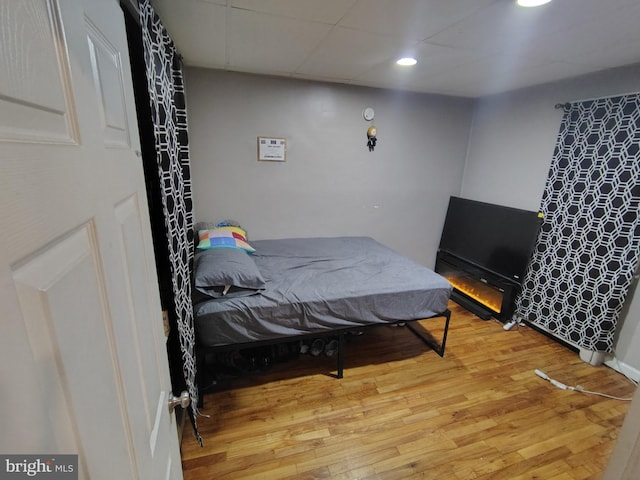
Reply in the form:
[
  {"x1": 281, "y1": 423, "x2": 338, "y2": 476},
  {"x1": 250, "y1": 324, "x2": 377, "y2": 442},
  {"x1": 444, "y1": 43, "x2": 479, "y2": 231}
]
[
  {"x1": 339, "y1": 0, "x2": 499, "y2": 41},
  {"x1": 230, "y1": 0, "x2": 357, "y2": 24},
  {"x1": 153, "y1": 0, "x2": 226, "y2": 67},
  {"x1": 521, "y1": 3, "x2": 640, "y2": 65},
  {"x1": 152, "y1": 0, "x2": 640, "y2": 97},
  {"x1": 297, "y1": 27, "x2": 416, "y2": 80},
  {"x1": 571, "y1": 41, "x2": 640, "y2": 70},
  {"x1": 354, "y1": 42, "x2": 482, "y2": 91},
  {"x1": 199, "y1": 0, "x2": 227, "y2": 6},
  {"x1": 227, "y1": 8, "x2": 332, "y2": 73},
  {"x1": 427, "y1": 2, "x2": 548, "y2": 55},
  {"x1": 428, "y1": 0, "x2": 640, "y2": 58},
  {"x1": 422, "y1": 57, "x2": 598, "y2": 97}
]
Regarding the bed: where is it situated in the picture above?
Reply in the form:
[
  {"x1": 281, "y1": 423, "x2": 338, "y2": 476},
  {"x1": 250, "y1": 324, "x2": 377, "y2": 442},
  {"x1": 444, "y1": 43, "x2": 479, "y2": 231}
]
[{"x1": 192, "y1": 235, "x2": 452, "y2": 403}]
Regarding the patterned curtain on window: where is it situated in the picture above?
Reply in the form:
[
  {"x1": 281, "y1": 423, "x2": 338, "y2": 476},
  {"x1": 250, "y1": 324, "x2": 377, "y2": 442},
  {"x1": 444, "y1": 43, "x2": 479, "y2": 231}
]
[
  {"x1": 515, "y1": 94, "x2": 640, "y2": 353},
  {"x1": 139, "y1": 0, "x2": 200, "y2": 443}
]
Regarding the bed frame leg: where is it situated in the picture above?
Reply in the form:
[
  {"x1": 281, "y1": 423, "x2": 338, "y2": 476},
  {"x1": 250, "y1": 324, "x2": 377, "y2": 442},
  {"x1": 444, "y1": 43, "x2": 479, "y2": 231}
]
[
  {"x1": 337, "y1": 333, "x2": 344, "y2": 379},
  {"x1": 405, "y1": 309, "x2": 451, "y2": 357}
]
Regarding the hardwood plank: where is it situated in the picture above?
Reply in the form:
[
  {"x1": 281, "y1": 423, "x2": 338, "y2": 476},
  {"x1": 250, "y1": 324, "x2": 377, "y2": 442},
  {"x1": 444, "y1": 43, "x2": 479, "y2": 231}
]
[{"x1": 181, "y1": 302, "x2": 636, "y2": 479}]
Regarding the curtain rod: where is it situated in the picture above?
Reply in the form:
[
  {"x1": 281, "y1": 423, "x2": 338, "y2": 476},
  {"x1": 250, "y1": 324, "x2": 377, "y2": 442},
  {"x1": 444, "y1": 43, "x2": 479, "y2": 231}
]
[{"x1": 555, "y1": 89, "x2": 640, "y2": 109}]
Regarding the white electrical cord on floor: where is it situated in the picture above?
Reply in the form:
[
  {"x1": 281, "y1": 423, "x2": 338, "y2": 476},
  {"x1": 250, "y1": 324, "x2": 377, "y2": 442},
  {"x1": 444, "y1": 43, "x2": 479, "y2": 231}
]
[{"x1": 534, "y1": 369, "x2": 633, "y2": 401}]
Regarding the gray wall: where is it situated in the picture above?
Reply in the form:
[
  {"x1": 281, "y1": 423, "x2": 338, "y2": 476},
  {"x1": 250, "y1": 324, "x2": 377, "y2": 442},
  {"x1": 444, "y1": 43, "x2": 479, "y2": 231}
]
[
  {"x1": 185, "y1": 64, "x2": 640, "y2": 372},
  {"x1": 462, "y1": 64, "x2": 640, "y2": 373},
  {"x1": 463, "y1": 64, "x2": 640, "y2": 210},
  {"x1": 185, "y1": 68, "x2": 474, "y2": 267}
]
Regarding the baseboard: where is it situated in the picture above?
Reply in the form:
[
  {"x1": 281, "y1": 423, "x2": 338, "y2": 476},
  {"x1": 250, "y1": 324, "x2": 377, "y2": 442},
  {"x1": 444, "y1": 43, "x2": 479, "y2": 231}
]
[
  {"x1": 604, "y1": 357, "x2": 640, "y2": 383},
  {"x1": 579, "y1": 348, "x2": 607, "y2": 366},
  {"x1": 521, "y1": 318, "x2": 640, "y2": 381}
]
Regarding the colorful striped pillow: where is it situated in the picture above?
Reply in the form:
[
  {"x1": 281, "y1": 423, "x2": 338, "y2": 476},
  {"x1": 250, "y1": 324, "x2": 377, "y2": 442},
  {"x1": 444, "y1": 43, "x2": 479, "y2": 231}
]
[{"x1": 196, "y1": 227, "x2": 256, "y2": 253}]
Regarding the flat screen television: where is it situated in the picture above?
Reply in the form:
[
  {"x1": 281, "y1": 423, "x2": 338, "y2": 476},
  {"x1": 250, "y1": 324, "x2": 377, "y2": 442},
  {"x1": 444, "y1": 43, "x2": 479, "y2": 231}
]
[{"x1": 438, "y1": 197, "x2": 542, "y2": 284}]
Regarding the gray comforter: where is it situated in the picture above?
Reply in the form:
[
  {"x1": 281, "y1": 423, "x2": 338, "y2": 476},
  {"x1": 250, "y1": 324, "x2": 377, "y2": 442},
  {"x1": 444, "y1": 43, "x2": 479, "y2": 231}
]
[{"x1": 194, "y1": 236, "x2": 452, "y2": 346}]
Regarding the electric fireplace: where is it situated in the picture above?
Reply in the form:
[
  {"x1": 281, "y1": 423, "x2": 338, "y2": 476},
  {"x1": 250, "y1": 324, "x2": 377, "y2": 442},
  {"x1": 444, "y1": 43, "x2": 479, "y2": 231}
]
[
  {"x1": 436, "y1": 251, "x2": 519, "y2": 321},
  {"x1": 436, "y1": 197, "x2": 542, "y2": 322}
]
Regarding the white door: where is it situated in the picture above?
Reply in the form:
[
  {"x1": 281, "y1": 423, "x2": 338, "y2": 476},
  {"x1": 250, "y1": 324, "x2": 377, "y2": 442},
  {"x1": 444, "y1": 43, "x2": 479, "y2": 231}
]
[{"x1": 0, "y1": 0, "x2": 184, "y2": 479}]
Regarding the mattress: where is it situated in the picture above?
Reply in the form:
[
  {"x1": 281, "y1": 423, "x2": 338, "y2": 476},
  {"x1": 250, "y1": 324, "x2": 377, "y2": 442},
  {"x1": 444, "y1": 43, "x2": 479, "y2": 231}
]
[{"x1": 193, "y1": 236, "x2": 452, "y2": 347}]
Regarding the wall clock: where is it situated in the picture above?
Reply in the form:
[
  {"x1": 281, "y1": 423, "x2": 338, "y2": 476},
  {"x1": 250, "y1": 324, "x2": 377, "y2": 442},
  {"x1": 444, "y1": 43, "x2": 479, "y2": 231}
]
[{"x1": 363, "y1": 107, "x2": 375, "y2": 121}]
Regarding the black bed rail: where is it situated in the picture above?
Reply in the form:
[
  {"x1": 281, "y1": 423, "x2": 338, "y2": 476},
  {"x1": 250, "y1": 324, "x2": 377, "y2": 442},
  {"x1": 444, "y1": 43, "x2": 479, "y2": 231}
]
[{"x1": 196, "y1": 309, "x2": 451, "y2": 408}]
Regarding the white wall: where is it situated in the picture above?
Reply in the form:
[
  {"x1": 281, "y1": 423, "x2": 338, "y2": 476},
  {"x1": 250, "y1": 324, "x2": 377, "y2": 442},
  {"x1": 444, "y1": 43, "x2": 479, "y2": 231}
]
[
  {"x1": 462, "y1": 63, "x2": 640, "y2": 372},
  {"x1": 185, "y1": 68, "x2": 474, "y2": 267}
]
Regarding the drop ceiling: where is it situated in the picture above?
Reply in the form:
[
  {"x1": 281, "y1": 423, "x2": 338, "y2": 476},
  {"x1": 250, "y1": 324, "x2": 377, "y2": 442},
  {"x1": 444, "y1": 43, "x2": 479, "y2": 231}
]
[{"x1": 150, "y1": 0, "x2": 640, "y2": 98}]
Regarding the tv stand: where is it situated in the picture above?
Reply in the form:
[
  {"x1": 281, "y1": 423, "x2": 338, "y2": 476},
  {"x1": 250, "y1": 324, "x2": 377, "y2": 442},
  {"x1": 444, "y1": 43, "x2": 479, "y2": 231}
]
[{"x1": 435, "y1": 251, "x2": 520, "y2": 323}]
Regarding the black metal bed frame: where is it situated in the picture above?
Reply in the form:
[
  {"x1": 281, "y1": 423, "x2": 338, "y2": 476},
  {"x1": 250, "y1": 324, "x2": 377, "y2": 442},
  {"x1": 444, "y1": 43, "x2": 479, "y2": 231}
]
[{"x1": 196, "y1": 309, "x2": 451, "y2": 408}]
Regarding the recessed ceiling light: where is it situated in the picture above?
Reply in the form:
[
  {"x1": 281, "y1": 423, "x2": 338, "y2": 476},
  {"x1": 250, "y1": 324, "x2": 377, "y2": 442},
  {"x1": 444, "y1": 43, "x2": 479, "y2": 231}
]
[
  {"x1": 517, "y1": 0, "x2": 552, "y2": 7},
  {"x1": 396, "y1": 57, "x2": 417, "y2": 66}
]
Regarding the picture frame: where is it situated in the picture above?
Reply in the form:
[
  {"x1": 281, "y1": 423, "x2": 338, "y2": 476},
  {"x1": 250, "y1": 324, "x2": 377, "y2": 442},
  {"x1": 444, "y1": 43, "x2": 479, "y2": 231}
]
[{"x1": 257, "y1": 136, "x2": 286, "y2": 162}]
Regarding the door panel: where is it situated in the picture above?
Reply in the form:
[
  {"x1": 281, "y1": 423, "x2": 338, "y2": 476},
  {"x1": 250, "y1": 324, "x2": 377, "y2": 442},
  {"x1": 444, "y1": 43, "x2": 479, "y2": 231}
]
[
  {"x1": 86, "y1": 19, "x2": 131, "y2": 148},
  {"x1": 0, "y1": 1, "x2": 183, "y2": 478},
  {"x1": 113, "y1": 194, "x2": 177, "y2": 474},
  {"x1": 0, "y1": 0, "x2": 78, "y2": 143},
  {"x1": 12, "y1": 224, "x2": 134, "y2": 479}
]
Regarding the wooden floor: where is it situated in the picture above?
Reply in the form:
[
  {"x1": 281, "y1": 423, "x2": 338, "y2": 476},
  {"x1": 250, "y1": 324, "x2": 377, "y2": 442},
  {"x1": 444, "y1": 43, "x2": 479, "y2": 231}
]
[{"x1": 181, "y1": 302, "x2": 636, "y2": 479}]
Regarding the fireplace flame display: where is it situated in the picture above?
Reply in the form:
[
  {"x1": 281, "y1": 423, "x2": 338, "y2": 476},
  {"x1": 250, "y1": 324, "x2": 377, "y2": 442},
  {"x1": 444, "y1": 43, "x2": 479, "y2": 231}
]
[{"x1": 445, "y1": 275, "x2": 503, "y2": 313}]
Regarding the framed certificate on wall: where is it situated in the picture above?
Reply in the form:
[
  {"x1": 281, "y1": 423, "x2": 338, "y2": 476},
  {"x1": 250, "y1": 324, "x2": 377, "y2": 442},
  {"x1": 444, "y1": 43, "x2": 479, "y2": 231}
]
[{"x1": 258, "y1": 136, "x2": 286, "y2": 162}]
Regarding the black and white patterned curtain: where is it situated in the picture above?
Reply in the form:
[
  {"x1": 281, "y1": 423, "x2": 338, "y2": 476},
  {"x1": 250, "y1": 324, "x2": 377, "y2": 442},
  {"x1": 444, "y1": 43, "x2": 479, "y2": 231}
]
[
  {"x1": 140, "y1": 0, "x2": 200, "y2": 440},
  {"x1": 516, "y1": 94, "x2": 640, "y2": 353}
]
